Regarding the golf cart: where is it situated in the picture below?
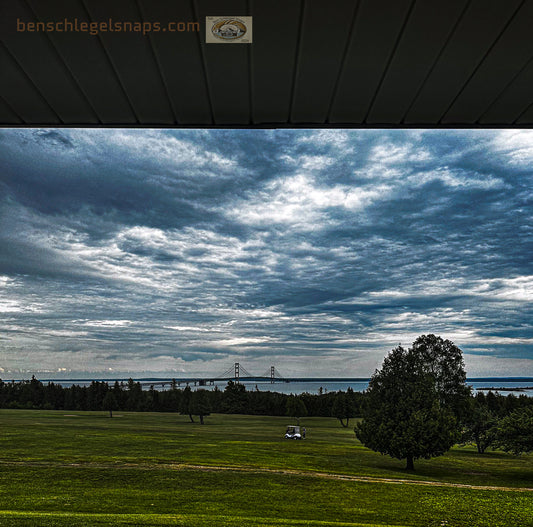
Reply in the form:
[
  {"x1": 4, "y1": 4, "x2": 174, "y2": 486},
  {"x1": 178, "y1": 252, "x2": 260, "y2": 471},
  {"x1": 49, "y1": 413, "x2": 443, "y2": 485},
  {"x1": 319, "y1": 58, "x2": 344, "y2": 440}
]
[{"x1": 285, "y1": 425, "x2": 303, "y2": 439}]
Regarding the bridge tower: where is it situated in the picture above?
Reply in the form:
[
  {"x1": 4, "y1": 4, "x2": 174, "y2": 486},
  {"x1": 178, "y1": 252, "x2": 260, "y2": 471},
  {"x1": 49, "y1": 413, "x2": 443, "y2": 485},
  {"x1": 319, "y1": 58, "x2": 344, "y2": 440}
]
[
  {"x1": 270, "y1": 366, "x2": 275, "y2": 383},
  {"x1": 234, "y1": 362, "x2": 240, "y2": 383}
]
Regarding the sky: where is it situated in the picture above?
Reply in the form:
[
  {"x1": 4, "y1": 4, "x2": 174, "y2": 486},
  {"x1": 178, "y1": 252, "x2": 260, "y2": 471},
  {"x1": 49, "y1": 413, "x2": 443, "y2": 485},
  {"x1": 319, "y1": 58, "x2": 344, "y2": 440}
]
[{"x1": 0, "y1": 128, "x2": 532, "y2": 379}]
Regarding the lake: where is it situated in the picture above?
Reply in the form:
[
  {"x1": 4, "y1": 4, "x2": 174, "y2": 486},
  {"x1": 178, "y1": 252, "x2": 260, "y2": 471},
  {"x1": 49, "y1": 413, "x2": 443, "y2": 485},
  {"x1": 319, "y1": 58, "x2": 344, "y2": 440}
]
[{"x1": 36, "y1": 377, "x2": 533, "y2": 396}]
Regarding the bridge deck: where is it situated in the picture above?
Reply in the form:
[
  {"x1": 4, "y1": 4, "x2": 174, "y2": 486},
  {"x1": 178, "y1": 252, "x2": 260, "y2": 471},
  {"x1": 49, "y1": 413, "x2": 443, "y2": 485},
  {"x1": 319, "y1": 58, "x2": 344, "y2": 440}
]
[{"x1": 141, "y1": 376, "x2": 288, "y2": 386}]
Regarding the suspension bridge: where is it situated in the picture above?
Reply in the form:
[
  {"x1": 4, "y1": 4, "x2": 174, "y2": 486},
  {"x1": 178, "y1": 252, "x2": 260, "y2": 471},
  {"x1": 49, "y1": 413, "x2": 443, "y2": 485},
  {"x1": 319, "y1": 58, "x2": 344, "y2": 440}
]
[{"x1": 141, "y1": 363, "x2": 288, "y2": 388}]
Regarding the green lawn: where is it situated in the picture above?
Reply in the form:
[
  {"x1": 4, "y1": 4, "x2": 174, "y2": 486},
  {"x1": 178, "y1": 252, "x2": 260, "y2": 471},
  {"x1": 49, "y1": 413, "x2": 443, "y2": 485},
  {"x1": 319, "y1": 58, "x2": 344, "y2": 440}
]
[{"x1": 0, "y1": 410, "x2": 532, "y2": 526}]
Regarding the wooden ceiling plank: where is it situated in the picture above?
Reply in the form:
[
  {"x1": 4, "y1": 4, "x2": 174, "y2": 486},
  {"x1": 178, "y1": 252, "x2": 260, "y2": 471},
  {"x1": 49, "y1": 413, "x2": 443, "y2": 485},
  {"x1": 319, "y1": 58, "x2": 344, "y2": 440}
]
[
  {"x1": 442, "y1": 0, "x2": 533, "y2": 124},
  {"x1": 366, "y1": 0, "x2": 469, "y2": 124},
  {"x1": 25, "y1": 0, "x2": 137, "y2": 124},
  {"x1": 0, "y1": 96, "x2": 23, "y2": 124},
  {"x1": 290, "y1": 0, "x2": 358, "y2": 123},
  {"x1": 137, "y1": 0, "x2": 212, "y2": 125},
  {"x1": 480, "y1": 56, "x2": 533, "y2": 124},
  {"x1": 404, "y1": 0, "x2": 523, "y2": 124},
  {"x1": 83, "y1": 0, "x2": 175, "y2": 124},
  {"x1": 516, "y1": 102, "x2": 533, "y2": 125},
  {"x1": 2, "y1": 0, "x2": 99, "y2": 124},
  {"x1": 250, "y1": 0, "x2": 301, "y2": 124},
  {"x1": 0, "y1": 43, "x2": 60, "y2": 124},
  {"x1": 195, "y1": 0, "x2": 250, "y2": 125},
  {"x1": 328, "y1": 0, "x2": 412, "y2": 124}
]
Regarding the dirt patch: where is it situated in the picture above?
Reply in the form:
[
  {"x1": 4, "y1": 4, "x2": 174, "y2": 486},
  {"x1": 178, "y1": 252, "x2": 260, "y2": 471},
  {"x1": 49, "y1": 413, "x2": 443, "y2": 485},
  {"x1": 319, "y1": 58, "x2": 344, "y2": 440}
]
[
  {"x1": 171, "y1": 463, "x2": 533, "y2": 492},
  {"x1": 0, "y1": 459, "x2": 530, "y2": 493}
]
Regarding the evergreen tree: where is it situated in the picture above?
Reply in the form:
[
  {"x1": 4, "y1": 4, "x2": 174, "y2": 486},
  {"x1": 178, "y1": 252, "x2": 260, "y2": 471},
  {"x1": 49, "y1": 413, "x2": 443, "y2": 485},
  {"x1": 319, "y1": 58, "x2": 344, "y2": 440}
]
[
  {"x1": 126, "y1": 378, "x2": 143, "y2": 411},
  {"x1": 180, "y1": 385, "x2": 195, "y2": 422},
  {"x1": 286, "y1": 395, "x2": 307, "y2": 425},
  {"x1": 495, "y1": 407, "x2": 533, "y2": 455},
  {"x1": 222, "y1": 381, "x2": 248, "y2": 414}
]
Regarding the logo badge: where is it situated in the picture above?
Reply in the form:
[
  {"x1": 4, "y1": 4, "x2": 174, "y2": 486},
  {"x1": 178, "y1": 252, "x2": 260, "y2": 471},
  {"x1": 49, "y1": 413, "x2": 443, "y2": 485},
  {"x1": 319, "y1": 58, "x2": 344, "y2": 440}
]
[{"x1": 206, "y1": 16, "x2": 252, "y2": 44}]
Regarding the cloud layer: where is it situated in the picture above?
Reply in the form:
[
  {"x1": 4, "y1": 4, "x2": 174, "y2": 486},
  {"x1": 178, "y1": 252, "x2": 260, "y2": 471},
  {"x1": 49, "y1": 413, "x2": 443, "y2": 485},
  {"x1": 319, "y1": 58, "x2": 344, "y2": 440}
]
[{"x1": 0, "y1": 129, "x2": 532, "y2": 378}]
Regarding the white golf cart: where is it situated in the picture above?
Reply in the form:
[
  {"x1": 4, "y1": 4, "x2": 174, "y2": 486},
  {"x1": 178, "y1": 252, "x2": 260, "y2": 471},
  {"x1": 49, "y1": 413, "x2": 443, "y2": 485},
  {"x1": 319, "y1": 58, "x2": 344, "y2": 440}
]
[{"x1": 285, "y1": 425, "x2": 303, "y2": 439}]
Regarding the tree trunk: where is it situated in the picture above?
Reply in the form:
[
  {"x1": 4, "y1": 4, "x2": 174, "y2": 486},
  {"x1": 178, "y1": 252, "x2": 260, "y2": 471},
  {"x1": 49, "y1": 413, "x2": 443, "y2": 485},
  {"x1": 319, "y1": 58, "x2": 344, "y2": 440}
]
[
  {"x1": 475, "y1": 433, "x2": 481, "y2": 453},
  {"x1": 200, "y1": 414, "x2": 204, "y2": 425},
  {"x1": 109, "y1": 409, "x2": 113, "y2": 418},
  {"x1": 189, "y1": 413, "x2": 195, "y2": 423},
  {"x1": 406, "y1": 456, "x2": 415, "y2": 470}
]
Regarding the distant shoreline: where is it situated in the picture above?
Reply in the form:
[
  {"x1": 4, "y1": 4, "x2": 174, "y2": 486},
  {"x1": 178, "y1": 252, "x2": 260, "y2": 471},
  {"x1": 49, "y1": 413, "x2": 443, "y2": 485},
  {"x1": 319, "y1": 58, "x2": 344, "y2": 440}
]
[
  {"x1": 6, "y1": 376, "x2": 533, "y2": 384},
  {"x1": 476, "y1": 386, "x2": 533, "y2": 392},
  {"x1": 4, "y1": 376, "x2": 533, "y2": 396}
]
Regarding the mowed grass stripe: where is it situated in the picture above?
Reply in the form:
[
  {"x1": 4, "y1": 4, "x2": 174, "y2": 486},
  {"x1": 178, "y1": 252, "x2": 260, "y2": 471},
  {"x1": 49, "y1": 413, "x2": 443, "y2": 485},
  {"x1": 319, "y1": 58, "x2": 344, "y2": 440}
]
[{"x1": 0, "y1": 511, "x2": 396, "y2": 527}]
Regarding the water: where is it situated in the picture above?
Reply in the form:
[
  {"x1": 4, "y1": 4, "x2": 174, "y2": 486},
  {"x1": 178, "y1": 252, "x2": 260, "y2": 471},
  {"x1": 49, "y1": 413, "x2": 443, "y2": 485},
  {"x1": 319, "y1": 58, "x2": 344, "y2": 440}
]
[
  {"x1": 34, "y1": 378, "x2": 368, "y2": 394},
  {"x1": 33, "y1": 377, "x2": 533, "y2": 396},
  {"x1": 233, "y1": 379, "x2": 370, "y2": 394}
]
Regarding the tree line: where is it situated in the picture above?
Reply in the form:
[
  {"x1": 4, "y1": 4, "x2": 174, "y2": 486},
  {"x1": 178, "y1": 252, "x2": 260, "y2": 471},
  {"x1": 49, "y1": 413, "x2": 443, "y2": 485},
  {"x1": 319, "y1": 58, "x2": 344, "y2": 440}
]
[{"x1": 0, "y1": 376, "x2": 364, "y2": 422}]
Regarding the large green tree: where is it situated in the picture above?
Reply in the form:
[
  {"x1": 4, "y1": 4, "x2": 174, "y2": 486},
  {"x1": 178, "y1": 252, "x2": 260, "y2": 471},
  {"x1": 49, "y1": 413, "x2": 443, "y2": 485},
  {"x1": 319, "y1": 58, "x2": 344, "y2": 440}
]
[{"x1": 355, "y1": 335, "x2": 470, "y2": 470}]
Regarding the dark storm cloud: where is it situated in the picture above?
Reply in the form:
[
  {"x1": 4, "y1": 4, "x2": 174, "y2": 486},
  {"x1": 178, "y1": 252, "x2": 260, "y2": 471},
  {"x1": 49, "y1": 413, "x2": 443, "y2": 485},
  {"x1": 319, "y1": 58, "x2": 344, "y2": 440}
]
[{"x1": 0, "y1": 129, "x2": 531, "y2": 377}]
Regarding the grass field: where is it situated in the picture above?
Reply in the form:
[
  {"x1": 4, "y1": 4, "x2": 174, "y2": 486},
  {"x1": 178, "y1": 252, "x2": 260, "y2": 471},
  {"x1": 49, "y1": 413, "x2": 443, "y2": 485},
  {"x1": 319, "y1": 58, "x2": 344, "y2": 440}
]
[{"x1": 0, "y1": 410, "x2": 532, "y2": 526}]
